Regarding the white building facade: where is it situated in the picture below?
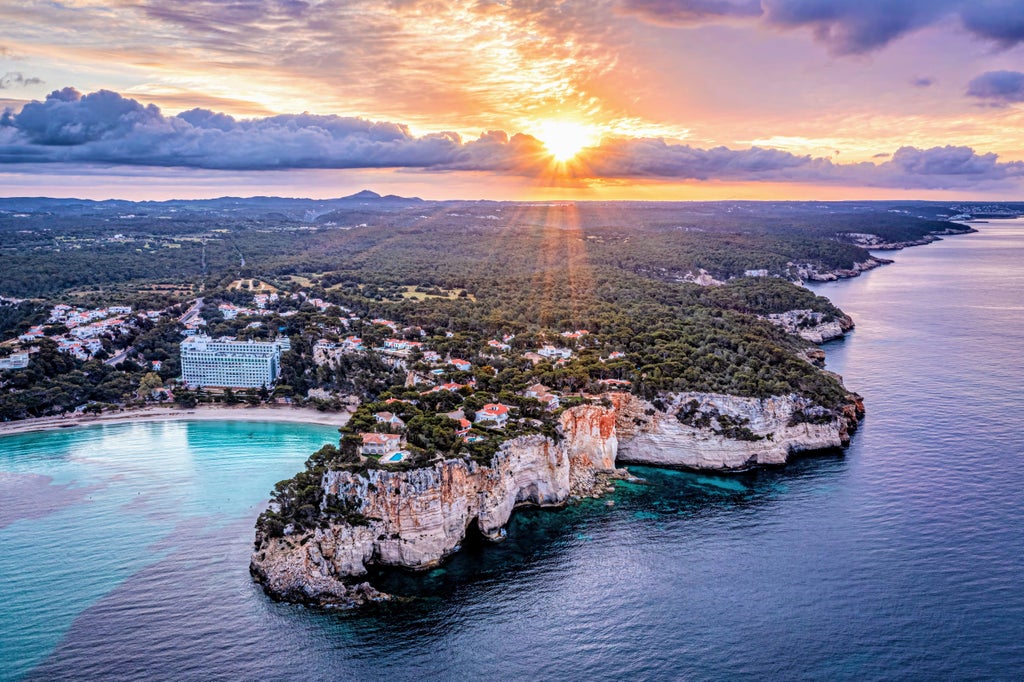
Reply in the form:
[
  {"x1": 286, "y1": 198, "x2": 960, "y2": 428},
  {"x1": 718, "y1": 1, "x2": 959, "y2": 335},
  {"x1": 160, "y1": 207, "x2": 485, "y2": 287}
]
[{"x1": 180, "y1": 335, "x2": 283, "y2": 388}]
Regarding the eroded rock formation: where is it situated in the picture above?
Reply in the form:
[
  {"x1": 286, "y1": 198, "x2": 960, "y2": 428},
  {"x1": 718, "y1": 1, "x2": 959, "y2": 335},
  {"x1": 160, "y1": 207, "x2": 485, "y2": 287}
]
[
  {"x1": 764, "y1": 309, "x2": 855, "y2": 344},
  {"x1": 611, "y1": 391, "x2": 861, "y2": 471},
  {"x1": 251, "y1": 395, "x2": 860, "y2": 606}
]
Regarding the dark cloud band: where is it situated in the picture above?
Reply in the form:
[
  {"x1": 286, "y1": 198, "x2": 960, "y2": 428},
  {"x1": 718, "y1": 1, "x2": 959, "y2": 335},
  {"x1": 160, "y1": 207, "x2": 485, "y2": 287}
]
[
  {"x1": 1, "y1": 87, "x2": 1022, "y2": 190},
  {"x1": 620, "y1": 0, "x2": 1024, "y2": 54}
]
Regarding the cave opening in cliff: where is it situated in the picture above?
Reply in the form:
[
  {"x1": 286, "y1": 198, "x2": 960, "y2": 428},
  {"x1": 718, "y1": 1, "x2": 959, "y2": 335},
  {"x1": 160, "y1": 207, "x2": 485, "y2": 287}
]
[{"x1": 461, "y1": 517, "x2": 489, "y2": 554}]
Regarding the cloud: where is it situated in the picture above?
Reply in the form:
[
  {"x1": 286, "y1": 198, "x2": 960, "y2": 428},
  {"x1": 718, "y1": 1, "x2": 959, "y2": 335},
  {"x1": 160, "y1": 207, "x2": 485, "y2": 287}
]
[
  {"x1": 586, "y1": 138, "x2": 812, "y2": 179},
  {"x1": 887, "y1": 145, "x2": 1008, "y2": 176},
  {"x1": 618, "y1": 0, "x2": 762, "y2": 24},
  {"x1": 966, "y1": 70, "x2": 1024, "y2": 105},
  {"x1": 621, "y1": 0, "x2": 1024, "y2": 54},
  {"x1": 113, "y1": 0, "x2": 622, "y2": 130},
  {"x1": 1, "y1": 87, "x2": 1022, "y2": 190},
  {"x1": 0, "y1": 87, "x2": 535, "y2": 171},
  {"x1": 910, "y1": 76, "x2": 935, "y2": 88},
  {"x1": 0, "y1": 72, "x2": 43, "y2": 89},
  {"x1": 584, "y1": 137, "x2": 1024, "y2": 188},
  {"x1": 760, "y1": 0, "x2": 947, "y2": 54},
  {"x1": 959, "y1": 0, "x2": 1024, "y2": 47}
]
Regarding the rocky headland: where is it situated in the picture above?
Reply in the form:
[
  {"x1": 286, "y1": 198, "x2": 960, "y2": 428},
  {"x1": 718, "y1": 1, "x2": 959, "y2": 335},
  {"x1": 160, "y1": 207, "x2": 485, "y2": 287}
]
[
  {"x1": 251, "y1": 390, "x2": 862, "y2": 607},
  {"x1": 764, "y1": 309, "x2": 855, "y2": 344},
  {"x1": 792, "y1": 256, "x2": 893, "y2": 283},
  {"x1": 837, "y1": 224, "x2": 977, "y2": 250}
]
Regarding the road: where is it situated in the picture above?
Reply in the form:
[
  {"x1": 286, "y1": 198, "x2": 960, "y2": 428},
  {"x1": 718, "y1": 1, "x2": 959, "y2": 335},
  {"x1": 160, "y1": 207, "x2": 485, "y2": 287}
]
[
  {"x1": 104, "y1": 298, "x2": 204, "y2": 367},
  {"x1": 179, "y1": 297, "x2": 204, "y2": 324}
]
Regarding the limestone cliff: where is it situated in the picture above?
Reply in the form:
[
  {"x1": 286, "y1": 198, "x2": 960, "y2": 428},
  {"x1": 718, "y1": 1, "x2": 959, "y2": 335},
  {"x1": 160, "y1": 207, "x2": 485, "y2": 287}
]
[
  {"x1": 560, "y1": 405, "x2": 618, "y2": 494},
  {"x1": 251, "y1": 395, "x2": 861, "y2": 605},
  {"x1": 765, "y1": 309, "x2": 855, "y2": 344},
  {"x1": 612, "y1": 391, "x2": 861, "y2": 471},
  {"x1": 251, "y1": 405, "x2": 618, "y2": 605},
  {"x1": 792, "y1": 256, "x2": 891, "y2": 282}
]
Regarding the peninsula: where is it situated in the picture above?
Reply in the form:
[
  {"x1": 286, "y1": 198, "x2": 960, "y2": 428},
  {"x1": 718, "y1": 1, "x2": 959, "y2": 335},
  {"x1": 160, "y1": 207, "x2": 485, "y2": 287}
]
[{"x1": 0, "y1": 196, "x2": 992, "y2": 606}]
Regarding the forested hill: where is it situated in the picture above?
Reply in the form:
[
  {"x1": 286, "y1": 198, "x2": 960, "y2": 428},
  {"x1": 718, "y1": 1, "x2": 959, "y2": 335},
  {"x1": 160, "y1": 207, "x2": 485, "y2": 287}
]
[
  {"x1": 0, "y1": 198, "x2": 998, "y2": 299},
  {"x1": 0, "y1": 197, "x2": 997, "y2": 421}
]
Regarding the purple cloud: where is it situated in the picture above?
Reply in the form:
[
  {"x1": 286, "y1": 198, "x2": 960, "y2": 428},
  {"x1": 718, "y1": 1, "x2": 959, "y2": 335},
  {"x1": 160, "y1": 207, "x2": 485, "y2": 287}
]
[
  {"x1": 586, "y1": 138, "x2": 1024, "y2": 188},
  {"x1": 586, "y1": 138, "x2": 811, "y2": 179},
  {"x1": 966, "y1": 70, "x2": 1024, "y2": 105},
  {"x1": 621, "y1": 0, "x2": 1024, "y2": 54},
  {"x1": 1, "y1": 88, "x2": 472, "y2": 169},
  {"x1": 888, "y1": 145, "x2": 1006, "y2": 176},
  {"x1": 0, "y1": 72, "x2": 44, "y2": 90},
  {"x1": 1, "y1": 87, "x2": 1022, "y2": 190},
  {"x1": 960, "y1": 0, "x2": 1024, "y2": 47}
]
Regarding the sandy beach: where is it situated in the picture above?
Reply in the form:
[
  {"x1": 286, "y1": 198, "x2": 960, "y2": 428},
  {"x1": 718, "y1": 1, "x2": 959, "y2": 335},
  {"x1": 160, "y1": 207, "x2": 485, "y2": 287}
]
[{"x1": 0, "y1": 404, "x2": 351, "y2": 438}]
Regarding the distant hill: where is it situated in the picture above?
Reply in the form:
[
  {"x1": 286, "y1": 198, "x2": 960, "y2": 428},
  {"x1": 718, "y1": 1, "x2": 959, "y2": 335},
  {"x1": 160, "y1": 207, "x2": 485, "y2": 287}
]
[{"x1": 0, "y1": 190, "x2": 425, "y2": 221}]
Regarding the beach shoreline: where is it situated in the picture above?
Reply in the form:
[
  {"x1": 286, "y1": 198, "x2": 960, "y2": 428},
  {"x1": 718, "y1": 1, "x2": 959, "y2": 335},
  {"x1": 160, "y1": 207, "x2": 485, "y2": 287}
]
[{"x1": 0, "y1": 404, "x2": 351, "y2": 438}]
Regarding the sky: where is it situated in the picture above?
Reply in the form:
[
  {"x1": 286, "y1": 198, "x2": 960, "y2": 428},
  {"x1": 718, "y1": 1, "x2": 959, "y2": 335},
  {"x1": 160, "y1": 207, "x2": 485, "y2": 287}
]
[{"x1": 2, "y1": 0, "x2": 1024, "y2": 201}]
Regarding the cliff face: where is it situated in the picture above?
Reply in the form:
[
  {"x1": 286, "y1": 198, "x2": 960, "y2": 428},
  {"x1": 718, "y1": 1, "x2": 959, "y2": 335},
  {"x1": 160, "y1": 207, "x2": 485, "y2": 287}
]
[
  {"x1": 793, "y1": 256, "x2": 891, "y2": 282},
  {"x1": 560, "y1": 405, "x2": 618, "y2": 493},
  {"x1": 612, "y1": 391, "x2": 861, "y2": 471},
  {"x1": 765, "y1": 310, "x2": 855, "y2": 344},
  {"x1": 251, "y1": 406, "x2": 618, "y2": 605},
  {"x1": 251, "y1": 395, "x2": 860, "y2": 605}
]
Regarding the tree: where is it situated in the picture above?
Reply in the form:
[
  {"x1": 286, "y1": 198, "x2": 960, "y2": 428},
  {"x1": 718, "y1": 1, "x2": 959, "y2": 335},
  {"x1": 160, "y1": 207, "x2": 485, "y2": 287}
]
[{"x1": 138, "y1": 372, "x2": 163, "y2": 394}]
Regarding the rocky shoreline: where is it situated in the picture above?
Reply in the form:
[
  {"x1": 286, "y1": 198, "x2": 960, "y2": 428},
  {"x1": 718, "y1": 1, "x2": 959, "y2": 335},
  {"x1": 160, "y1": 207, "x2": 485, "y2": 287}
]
[
  {"x1": 251, "y1": 389, "x2": 862, "y2": 607},
  {"x1": 794, "y1": 256, "x2": 893, "y2": 283},
  {"x1": 837, "y1": 224, "x2": 978, "y2": 250},
  {"x1": 764, "y1": 309, "x2": 855, "y2": 344}
]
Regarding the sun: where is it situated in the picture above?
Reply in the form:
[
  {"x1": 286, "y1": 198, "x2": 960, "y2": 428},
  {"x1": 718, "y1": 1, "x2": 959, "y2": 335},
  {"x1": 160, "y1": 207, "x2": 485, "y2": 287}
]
[{"x1": 534, "y1": 120, "x2": 600, "y2": 162}]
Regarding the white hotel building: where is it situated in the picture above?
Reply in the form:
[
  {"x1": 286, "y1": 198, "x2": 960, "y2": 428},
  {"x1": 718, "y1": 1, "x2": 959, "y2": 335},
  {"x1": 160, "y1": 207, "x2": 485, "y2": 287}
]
[{"x1": 180, "y1": 335, "x2": 284, "y2": 389}]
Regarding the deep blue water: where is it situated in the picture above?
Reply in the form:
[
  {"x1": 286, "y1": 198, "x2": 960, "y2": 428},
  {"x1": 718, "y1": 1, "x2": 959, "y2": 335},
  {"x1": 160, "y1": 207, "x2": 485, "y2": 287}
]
[{"x1": 3, "y1": 220, "x2": 1024, "y2": 680}]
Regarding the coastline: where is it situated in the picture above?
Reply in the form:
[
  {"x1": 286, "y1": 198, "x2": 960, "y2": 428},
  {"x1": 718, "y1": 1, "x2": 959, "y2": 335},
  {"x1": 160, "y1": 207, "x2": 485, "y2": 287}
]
[{"x1": 0, "y1": 404, "x2": 351, "y2": 438}]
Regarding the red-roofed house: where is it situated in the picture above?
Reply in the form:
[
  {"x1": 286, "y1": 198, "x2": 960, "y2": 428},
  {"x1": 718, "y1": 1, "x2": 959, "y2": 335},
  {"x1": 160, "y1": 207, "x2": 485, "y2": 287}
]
[
  {"x1": 426, "y1": 382, "x2": 467, "y2": 394},
  {"x1": 450, "y1": 358, "x2": 471, "y2": 371},
  {"x1": 374, "y1": 411, "x2": 406, "y2": 430},
  {"x1": 360, "y1": 432, "x2": 403, "y2": 456},
  {"x1": 524, "y1": 383, "x2": 560, "y2": 410},
  {"x1": 475, "y1": 403, "x2": 511, "y2": 426}
]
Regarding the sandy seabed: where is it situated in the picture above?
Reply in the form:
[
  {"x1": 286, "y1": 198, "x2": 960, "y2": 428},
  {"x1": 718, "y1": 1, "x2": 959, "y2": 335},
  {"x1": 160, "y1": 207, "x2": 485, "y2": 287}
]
[{"x1": 0, "y1": 404, "x2": 350, "y2": 438}]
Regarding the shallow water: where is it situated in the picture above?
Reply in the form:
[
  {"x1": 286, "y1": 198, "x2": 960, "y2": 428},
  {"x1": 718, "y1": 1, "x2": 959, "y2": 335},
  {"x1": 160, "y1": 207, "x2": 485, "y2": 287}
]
[{"x1": 3, "y1": 220, "x2": 1024, "y2": 680}]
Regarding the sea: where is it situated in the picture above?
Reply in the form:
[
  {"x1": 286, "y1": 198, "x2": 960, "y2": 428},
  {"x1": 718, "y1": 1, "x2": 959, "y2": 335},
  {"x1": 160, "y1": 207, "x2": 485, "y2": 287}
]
[{"x1": 1, "y1": 219, "x2": 1022, "y2": 680}]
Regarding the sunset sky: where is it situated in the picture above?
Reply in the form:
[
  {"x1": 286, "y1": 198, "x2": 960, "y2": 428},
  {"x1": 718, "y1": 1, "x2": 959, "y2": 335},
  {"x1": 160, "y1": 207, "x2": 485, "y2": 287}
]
[{"x1": 2, "y1": 0, "x2": 1024, "y2": 200}]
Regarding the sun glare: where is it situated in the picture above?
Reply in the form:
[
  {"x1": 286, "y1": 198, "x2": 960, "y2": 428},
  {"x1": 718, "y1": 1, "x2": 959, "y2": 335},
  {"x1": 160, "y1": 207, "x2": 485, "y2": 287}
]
[{"x1": 534, "y1": 120, "x2": 600, "y2": 162}]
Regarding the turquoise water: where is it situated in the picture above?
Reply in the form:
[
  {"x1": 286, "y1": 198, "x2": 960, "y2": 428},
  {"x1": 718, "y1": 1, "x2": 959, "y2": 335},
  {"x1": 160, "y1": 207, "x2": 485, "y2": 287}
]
[
  {"x1": 3, "y1": 220, "x2": 1024, "y2": 679},
  {"x1": 0, "y1": 420, "x2": 336, "y2": 680}
]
